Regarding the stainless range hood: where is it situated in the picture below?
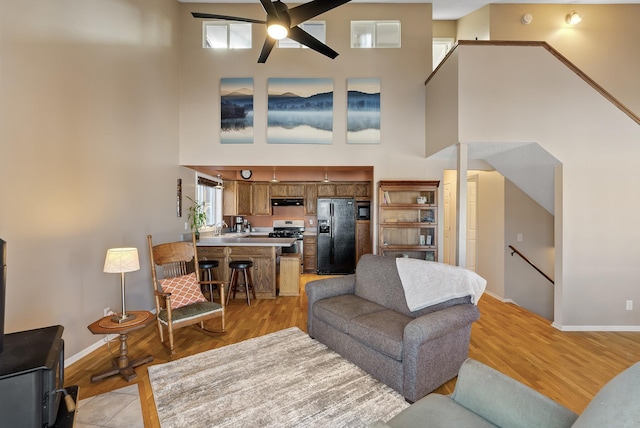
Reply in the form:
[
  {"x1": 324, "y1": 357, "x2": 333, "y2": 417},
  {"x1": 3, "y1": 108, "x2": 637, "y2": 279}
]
[{"x1": 271, "y1": 198, "x2": 304, "y2": 206}]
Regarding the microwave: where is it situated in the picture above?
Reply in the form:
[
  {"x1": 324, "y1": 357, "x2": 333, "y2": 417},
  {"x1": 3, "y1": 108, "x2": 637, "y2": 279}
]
[{"x1": 357, "y1": 202, "x2": 370, "y2": 220}]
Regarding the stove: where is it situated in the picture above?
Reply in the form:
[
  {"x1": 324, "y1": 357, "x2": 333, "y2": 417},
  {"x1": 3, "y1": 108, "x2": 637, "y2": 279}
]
[
  {"x1": 269, "y1": 220, "x2": 305, "y2": 239},
  {"x1": 271, "y1": 220, "x2": 305, "y2": 273}
]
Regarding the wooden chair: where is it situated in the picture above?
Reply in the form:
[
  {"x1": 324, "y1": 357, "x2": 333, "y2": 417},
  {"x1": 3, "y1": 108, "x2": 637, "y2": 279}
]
[{"x1": 147, "y1": 234, "x2": 226, "y2": 355}]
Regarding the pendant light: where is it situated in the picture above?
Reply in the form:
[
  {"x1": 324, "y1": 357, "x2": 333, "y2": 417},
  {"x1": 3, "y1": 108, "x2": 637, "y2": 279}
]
[
  {"x1": 215, "y1": 174, "x2": 224, "y2": 189},
  {"x1": 270, "y1": 170, "x2": 280, "y2": 183},
  {"x1": 322, "y1": 171, "x2": 330, "y2": 183}
]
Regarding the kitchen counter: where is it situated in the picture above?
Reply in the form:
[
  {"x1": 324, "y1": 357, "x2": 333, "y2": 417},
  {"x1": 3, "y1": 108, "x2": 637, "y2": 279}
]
[
  {"x1": 196, "y1": 236, "x2": 296, "y2": 247},
  {"x1": 197, "y1": 237, "x2": 295, "y2": 300}
]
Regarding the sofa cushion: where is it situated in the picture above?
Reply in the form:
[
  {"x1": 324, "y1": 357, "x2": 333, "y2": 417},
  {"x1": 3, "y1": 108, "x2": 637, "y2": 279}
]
[
  {"x1": 354, "y1": 254, "x2": 473, "y2": 318},
  {"x1": 385, "y1": 393, "x2": 498, "y2": 428},
  {"x1": 355, "y1": 255, "x2": 414, "y2": 316},
  {"x1": 313, "y1": 294, "x2": 386, "y2": 334},
  {"x1": 572, "y1": 362, "x2": 640, "y2": 427},
  {"x1": 349, "y1": 309, "x2": 412, "y2": 361}
]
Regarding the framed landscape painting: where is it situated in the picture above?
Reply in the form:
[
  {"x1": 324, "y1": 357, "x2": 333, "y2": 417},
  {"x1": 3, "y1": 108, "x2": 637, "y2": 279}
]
[
  {"x1": 347, "y1": 78, "x2": 380, "y2": 144},
  {"x1": 220, "y1": 77, "x2": 254, "y2": 144},
  {"x1": 267, "y1": 78, "x2": 333, "y2": 144}
]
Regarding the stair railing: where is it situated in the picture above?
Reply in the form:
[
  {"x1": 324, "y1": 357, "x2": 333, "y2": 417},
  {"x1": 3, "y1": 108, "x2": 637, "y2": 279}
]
[{"x1": 508, "y1": 245, "x2": 554, "y2": 285}]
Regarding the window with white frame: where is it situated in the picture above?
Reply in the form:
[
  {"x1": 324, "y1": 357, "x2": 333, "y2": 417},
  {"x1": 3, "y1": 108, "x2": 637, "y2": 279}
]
[
  {"x1": 196, "y1": 176, "x2": 223, "y2": 227},
  {"x1": 433, "y1": 38, "x2": 454, "y2": 70},
  {"x1": 203, "y1": 22, "x2": 252, "y2": 49},
  {"x1": 351, "y1": 20, "x2": 401, "y2": 48},
  {"x1": 278, "y1": 22, "x2": 326, "y2": 48}
]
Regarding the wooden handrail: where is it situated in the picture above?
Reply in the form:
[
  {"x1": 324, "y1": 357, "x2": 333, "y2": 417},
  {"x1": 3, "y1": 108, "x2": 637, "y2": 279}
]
[
  {"x1": 508, "y1": 245, "x2": 554, "y2": 285},
  {"x1": 425, "y1": 40, "x2": 640, "y2": 126}
]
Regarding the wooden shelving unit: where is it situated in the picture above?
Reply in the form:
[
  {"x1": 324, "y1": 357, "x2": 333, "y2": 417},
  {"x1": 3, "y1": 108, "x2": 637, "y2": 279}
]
[{"x1": 378, "y1": 180, "x2": 440, "y2": 261}]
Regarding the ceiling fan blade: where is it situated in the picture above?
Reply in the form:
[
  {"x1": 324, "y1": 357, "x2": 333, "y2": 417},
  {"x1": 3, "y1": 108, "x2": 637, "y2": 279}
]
[
  {"x1": 259, "y1": 0, "x2": 277, "y2": 17},
  {"x1": 258, "y1": 37, "x2": 277, "y2": 63},
  {"x1": 191, "y1": 12, "x2": 265, "y2": 24},
  {"x1": 287, "y1": 26, "x2": 339, "y2": 59},
  {"x1": 288, "y1": 0, "x2": 351, "y2": 26}
]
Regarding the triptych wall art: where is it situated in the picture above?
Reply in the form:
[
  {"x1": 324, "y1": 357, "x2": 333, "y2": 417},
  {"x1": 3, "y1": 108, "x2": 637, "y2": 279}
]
[{"x1": 220, "y1": 77, "x2": 380, "y2": 145}]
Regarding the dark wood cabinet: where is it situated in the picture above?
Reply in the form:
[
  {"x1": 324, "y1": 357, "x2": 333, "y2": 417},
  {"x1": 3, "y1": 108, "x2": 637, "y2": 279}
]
[
  {"x1": 356, "y1": 220, "x2": 372, "y2": 263},
  {"x1": 303, "y1": 235, "x2": 317, "y2": 273}
]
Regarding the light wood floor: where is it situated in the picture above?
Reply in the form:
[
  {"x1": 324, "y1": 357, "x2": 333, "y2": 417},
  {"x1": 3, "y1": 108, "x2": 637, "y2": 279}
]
[{"x1": 65, "y1": 274, "x2": 640, "y2": 427}]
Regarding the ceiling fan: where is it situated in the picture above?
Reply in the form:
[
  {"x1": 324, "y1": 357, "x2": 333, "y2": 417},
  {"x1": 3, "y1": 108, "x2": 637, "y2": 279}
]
[{"x1": 192, "y1": 0, "x2": 351, "y2": 63}]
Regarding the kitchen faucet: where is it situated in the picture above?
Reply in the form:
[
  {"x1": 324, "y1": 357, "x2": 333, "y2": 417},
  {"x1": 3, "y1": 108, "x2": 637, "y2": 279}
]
[{"x1": 213, "y1": 221, "x2": 228, "y2": 236}]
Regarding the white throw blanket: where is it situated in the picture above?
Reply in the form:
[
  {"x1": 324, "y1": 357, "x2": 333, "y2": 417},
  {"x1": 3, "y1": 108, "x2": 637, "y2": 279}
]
[{"x1": 396, "y1": 258, "x2": 487, "y2": 311}]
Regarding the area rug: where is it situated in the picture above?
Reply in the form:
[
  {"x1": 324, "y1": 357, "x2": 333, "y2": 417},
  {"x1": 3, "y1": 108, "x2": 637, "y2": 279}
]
[{"x1": 148, "y1": 327, "x2": 410, "y2": 427}]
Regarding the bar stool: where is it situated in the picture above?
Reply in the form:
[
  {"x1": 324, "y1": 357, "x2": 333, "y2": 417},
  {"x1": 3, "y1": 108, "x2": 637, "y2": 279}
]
[
  {"x1": 227, "y1": 260, "x2": 256, "y2": 306},
  {"x1": 199, "y1": 260, "x2": 219, "y2": 302}
]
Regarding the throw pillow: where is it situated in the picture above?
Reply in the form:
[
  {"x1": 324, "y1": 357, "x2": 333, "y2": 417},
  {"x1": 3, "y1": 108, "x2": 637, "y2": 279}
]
[{"x1": 159, "y1": 273, "x2": 206, "y2": 309}]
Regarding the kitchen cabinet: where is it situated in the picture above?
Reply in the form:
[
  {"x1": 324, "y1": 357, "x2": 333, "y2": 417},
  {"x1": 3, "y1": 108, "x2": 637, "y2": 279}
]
[
  {"x1": 354, "y1": 182, "x2": 371, "y2": 199},
  {"x1": 303, "y1": 235, "x2": 317, "y2": 273},
  {"x1": 271, "y1": 183, "x2": 304, "y2": 198},
  {"x1": 279, "y1": 255, "x2": 301, "y2": 296},
  {"x1": 223, "y1": 181, "x2": 251, "y2": 216},
  {"x1": 336, "y1": 183, "x2": 355, "y2": 197},
  {"x1": 316, "y1": 183, "x2": 336, "y2": 197},
  {"x1": 378, "y1": 180, "x2": 440, "y2": 261},
  {"x1": 304, "y1": 184, "x2": 317, "y2": 214},
  {"x1": 356, "y1": 220, "x2": 372, "y2": 263},
  {"x1": 228, "y1": 246, "x2": 279, "y2": 299},
  {"x1": 251, "y1": 182, "x2": 271, "y2": 215}
]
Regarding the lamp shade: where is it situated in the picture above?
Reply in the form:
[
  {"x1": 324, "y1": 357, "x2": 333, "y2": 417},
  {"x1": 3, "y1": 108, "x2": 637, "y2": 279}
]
[{"x1": 103, "y1": 248, "x2": 140, "y2": 273}]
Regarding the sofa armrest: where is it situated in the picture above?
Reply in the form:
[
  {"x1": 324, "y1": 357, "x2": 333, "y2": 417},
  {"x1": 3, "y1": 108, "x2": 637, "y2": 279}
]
[
  {"x1": 306, "y1": 275, "x2": 355, "y2": 336},
  {"x1": 404, "y1": 304, "x2": 480, "y2": 345},
  {"x1": 452, "y1": 359, "x2": 578, "y2": 428},
  {"x1": 306, "y1": 275, "x2": 355, "y2": 302}
]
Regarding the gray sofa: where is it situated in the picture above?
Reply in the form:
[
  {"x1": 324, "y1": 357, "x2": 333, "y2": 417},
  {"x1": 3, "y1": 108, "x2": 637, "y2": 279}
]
[
  {"x1": 372, "y1": 358, "x2": 640, "y2": 427},
  {"x1": 306, "y1": 254, "x2": 481, "y2": 403}
]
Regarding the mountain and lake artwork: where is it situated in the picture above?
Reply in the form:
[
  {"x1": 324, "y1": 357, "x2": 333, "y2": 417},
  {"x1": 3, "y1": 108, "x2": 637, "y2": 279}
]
[
  {"x1": 347, "y1": 78, "x2": 380, "y2": 144},
  {"x1": 267, "y1": 78, "x2": 333, "y2": 144},
  {"x1": 220, "y1": 78, "x2": 253, "y2": 144}
]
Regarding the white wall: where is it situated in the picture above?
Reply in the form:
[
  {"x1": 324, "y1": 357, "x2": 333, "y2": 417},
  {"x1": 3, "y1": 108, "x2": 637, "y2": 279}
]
[
  {"x1": 178, "y1": 3, "x2": 439, "y2": 183},
  {"x1": 0, "y1": 0, "x2": 184, "y2": 356},
  {"x1": 504, "y1": 179, "x2": 554, "y2": 320},
  {"x1": 456, "y1": 44, "x2": 640, "y2": 328}
]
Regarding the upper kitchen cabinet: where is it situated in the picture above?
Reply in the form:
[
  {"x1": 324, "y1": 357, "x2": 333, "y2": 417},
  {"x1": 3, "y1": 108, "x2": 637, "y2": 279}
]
[
  {"x1": 224, "y1": 181, "x2": 251, "y2": 216},
  {"x1": 251, "y1": 182, "x2": 271, "y2": 215},
  {"x1": 316, "y1": 183, "x2": 336, "y2": 197},
  {"x1": 270, "y1": 183, "x2": 304, "y2": 198},
  {"x1": 304, "y1": 184, "x2": 317, "y2": 215}
]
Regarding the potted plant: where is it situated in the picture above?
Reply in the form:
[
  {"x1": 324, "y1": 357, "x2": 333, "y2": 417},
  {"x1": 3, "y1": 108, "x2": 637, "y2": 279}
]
[{"x1": 186, "y1": 196, "x2": 207, "y2": 240}]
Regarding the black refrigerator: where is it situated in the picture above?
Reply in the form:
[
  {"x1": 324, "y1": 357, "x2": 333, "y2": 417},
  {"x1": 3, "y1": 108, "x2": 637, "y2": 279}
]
[{"x1": 317, "y1": 198, "x2": 356, "y2": 274}]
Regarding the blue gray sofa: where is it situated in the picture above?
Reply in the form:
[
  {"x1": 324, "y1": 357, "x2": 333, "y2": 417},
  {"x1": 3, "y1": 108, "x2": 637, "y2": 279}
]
[
  {"x1": 306, "y1": 254, "x2": 481, "y2": 403},
  {"x1": 372, "y1": 358, "x2": 640, "y2": 427}
]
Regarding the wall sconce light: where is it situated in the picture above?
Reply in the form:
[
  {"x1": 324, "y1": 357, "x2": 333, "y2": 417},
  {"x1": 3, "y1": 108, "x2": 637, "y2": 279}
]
[
  {"x1": 215, "y1": 174, "x2": 224, "y2": 189},
  {"x1": 521, "y1": 14, "x2": 533, "y2": 25},
  {"x1": 565, "y1": 10, "x2": 582, "y2": 25}
]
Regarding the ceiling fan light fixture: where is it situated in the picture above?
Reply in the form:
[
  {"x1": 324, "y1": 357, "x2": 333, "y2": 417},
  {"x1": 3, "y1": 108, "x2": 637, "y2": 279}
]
[
  {"x1": 267, "y1": 22, "x2": 288, "y2": 40},
  {"x1": 565, "y1": 10, "x2": 582, "y2": 25}
]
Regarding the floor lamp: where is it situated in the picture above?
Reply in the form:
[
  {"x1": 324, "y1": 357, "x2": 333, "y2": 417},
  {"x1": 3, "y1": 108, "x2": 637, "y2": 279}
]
[{"x1": 104, "y1": 247, "x2": 140, "y2": 323}]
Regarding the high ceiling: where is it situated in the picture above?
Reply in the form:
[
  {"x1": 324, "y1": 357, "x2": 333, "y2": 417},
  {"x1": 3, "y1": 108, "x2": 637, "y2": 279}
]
[{"x1": 179, "y1": 0, "x2": 638, "y2": 20}]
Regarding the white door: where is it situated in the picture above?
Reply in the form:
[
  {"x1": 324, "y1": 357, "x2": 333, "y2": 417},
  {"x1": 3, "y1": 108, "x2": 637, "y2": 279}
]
[
  {"x1": 443, "y1": 181, "x2": 452, "y2": 265},
  {"x1": 466, "y1": 175, "x2": 478, "y2": 272}
]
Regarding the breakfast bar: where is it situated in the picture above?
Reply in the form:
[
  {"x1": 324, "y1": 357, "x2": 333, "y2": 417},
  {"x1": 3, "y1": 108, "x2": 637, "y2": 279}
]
[{"x1": 196, "y1": 236, "x2": 296, "y2": 299}]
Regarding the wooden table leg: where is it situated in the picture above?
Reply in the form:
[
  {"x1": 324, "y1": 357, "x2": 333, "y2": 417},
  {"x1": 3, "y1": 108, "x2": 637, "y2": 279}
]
[{"x1": 90, "y1": 332, "x2": 153, "y2": 383}]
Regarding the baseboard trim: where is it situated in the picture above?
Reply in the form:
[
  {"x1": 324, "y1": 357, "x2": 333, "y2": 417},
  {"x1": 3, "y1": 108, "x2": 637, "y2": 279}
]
[
  {"x1": 552, "y1": 322, "x2": 640, "y2": 332},
  {"x1": 65, "y1": 308, "x2": 157, "y2": 368},
  {"x1": 65, "y1": 334, "x2": 118, "y2": 368}
]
